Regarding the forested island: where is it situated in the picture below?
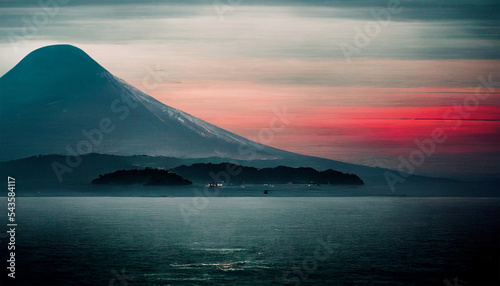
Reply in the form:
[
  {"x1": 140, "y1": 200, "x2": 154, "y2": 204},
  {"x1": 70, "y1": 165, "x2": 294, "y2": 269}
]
[
  {"x1": 171, "y1": 163, "x2": 364, "y2": 185},
  {"x1": 92, "y1": 168, "x2": 193, "y2": 186},
  {"x1": 91, "y1": 164, "x2": 363, "y2": 186}
]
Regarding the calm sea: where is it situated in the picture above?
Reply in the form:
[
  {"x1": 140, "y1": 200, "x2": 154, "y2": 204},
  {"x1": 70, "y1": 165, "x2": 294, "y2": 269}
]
[{"x1": 1, "y1": 197, "x2": 499, "y2": 285}]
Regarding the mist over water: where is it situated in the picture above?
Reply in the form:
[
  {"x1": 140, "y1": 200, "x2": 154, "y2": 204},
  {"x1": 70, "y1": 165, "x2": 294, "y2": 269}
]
[{"x1": 1, "y1": 196, "x2": 498, "y2": 285}]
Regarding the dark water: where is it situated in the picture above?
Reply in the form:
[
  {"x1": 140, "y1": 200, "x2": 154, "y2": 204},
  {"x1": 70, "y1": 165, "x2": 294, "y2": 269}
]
[{"x1": 1, "y1": 197, "x2": 499, "y2": 285}]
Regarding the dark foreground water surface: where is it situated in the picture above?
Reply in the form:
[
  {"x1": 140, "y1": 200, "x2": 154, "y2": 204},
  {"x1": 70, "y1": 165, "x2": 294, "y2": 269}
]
[{"x1": 1, "y1": 197, "x2": 499, "y2": 285}]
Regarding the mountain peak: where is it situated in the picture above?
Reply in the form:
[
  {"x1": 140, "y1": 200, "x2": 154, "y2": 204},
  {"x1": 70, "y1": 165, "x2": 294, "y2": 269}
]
[
  {"x1": 1, "y1": 44, "x2": 106, "y2": 82},
  {"x1": 28, "y1": 44, "x2": 89, "y2": 58},
  {"x1": 0, "y1": 45, "x2": 111, "y2": 104}
]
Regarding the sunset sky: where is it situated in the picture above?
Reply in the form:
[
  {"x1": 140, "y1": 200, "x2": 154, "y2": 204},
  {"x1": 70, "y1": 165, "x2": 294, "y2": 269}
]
[{"x1": 0, "y1": 0, "x2": 499, "y2": 178}]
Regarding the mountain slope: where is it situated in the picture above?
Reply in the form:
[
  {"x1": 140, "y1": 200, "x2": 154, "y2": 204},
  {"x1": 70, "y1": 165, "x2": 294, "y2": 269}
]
[{"x1": 0, "y1": 45, "x2": 289, "y2": 161}]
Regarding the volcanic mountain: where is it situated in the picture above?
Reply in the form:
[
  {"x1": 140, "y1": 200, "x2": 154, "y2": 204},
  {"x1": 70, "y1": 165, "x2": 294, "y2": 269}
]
[{"x1": 0, "y1": 45, "x2": 290, "y2": 161}]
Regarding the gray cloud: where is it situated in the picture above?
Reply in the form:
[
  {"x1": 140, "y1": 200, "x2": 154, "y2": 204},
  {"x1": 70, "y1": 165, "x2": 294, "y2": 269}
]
[
  {"x1": 0, "y1": 1, "x2": 498, "y2": 79},
  {"x1": 2, "y1": 0, "x2": 499, "y2": 21}
]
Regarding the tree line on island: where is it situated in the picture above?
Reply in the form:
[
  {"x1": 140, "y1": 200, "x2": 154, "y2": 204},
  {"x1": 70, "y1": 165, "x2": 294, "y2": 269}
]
[
  {"x1": 92, "y1": 167, "x2": 193, "y2": 186},
  {"x1": 92, "y1": 163, "x2": 364, "y2": 186}
]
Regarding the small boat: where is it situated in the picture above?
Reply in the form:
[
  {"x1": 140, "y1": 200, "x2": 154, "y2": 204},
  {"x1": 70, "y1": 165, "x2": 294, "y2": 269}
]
[
  {"x1": 264, "y1": 190, "x2": 269, "y2": 194},
  {"x1": 205, "y1": 182, "x2": 221, "y2": 188}
]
